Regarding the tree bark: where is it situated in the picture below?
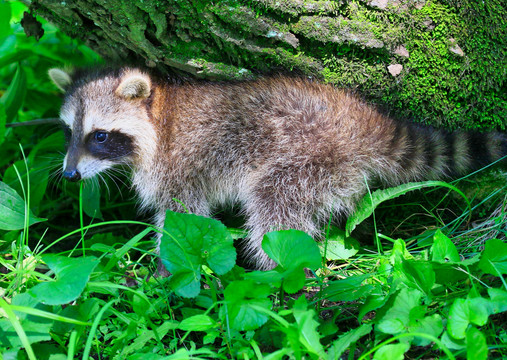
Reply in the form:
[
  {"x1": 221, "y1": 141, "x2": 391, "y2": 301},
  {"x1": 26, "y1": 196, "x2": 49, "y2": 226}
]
[{"x1": 26, "y1": 0, "x2": 506, "y2": 129}]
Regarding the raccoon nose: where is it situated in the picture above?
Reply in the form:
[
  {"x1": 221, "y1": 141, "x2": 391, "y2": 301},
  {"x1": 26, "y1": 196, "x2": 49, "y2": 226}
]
[{"x1": 63, "y1": 168, "x2": 81, "y2": 182}]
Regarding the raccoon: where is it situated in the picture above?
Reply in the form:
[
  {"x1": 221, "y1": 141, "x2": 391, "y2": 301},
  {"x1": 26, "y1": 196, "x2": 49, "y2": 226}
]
[{"x1": 48, "y1": 67, "x2": 507, "y2": 270}]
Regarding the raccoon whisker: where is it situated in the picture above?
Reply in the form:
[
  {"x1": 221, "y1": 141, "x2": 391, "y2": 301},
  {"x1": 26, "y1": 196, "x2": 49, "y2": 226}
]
[
  {"x1": 47, "y1": 168, "x2": 64, "y2": 196},
  {"x1": 110, "y1": 165, "x2": 132, "y2": 179},
  {"x1": 102, "y1": 169, "x2": 123, "y2": 195},
  {"x1": 110, "y1": 172, "x2": 130, "y2": 183},
  {"x1": 96, "y1": 173, "x2": 111, "y2": 198}
]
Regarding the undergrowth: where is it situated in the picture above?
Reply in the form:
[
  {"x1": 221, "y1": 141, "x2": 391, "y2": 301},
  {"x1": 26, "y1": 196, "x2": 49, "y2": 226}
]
[{"x1": 0, "y1": 1, "x2": 506, "y2": 359}]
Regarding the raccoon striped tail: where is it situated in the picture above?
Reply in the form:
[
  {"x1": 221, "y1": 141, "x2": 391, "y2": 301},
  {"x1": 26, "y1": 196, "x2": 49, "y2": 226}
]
[{"x1": 391, "y1": 123, "x2": 507, "y2": 182}]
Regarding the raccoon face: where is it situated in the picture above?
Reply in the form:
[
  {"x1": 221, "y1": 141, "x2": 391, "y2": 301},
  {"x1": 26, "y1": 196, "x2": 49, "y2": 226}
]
[{"x1": 49, "y1": 68, "x2": 157, "y2": 182}]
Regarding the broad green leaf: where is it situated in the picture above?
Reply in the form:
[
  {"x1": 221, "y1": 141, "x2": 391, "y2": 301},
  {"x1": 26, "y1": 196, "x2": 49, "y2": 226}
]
[
  {"x1": 0, "y1": 63, "x2": 27, "y2": 122},
  {"x1": 389, "y1": 238, "x2": 412, "y2": 264},
  {"x1": 222, "y1": 280, "x2": 271, "y2": 331},
  {"x1": 467, "y1": 297, "x2": 490, "y2": 326},
  {"x1": 0, "y1": 2, "x2": 11, "y2": 38},
  {"x1": 410, "y1": 314, "x2": 443, "y2": 346},
  {"x1": 431, "y1": 229, "x2": 460, "y2": 263},
  {"x1": 27, "y1": 131, "x2": 66, "y2": 162},
  {"x1": 0, "y1": 181, "x2": 46, "y2": 230},
  {"x1": 168, "y1": 270, "x2": 201, "y2": 298},
  {"x1": 466, "y1": 327, "x2": 488, "y2": 360},
  {"x1": 244, "y1": 269, "x2": 283, "y2": 287},
  {"x1": 320, "y1": 227, "x2": 359, "y2": 260},
  {"x1": 178, "y1": 314, "x2": 217, "y2": 331},
  {"x1": 478, "y1": 238, "x2": 507, "y2": 276},
  {"x1": 448, "y1": 296, "x2": 490, "y2": 340},
  {"x1": 81, "y1": 181, "x2": 103, "y2": 220},
  {"x1": 327, "y1": 324, "x2": 372, "y2": 359},
  {"x1": 160, "y1": 210, "x2": 236, "y2": 298},
  {"x1": 3, "y1": 158, "x2": 50, "y2": 210},
  {"x1": 376, "y1": 288, "x2": 423, "y2": 335},
  {"x1": 0, "y1": 103, "x2": 5, "y2": 146},
  {"x1": 441, "y1": 330, "x2": 466, "y2": 350},
  {"x1": 0, "y1": 293, "x2": 52, "y2": 348},
  {"x1": 431, "y1": 262, "x2": 468, "y2": 285},
  {"x1": 292, "y1": 297, "x2": 325, "y2": 358},
  {"x1": 448, "y1": 298, "x2": 469, "y2": 340},
  {"x1": 358, "y1": 294, "x2": 388, "y2": 321},
  {"x1": 262, "y1": 230, "x2": 321, "y2": 294},
  {"x1": 373, "y1": 343, "x2": 409, "y2": 360},
  {"x1": 29, "y1": 255, "x2": 99, "y2": 305},
  {"x1": 321, "y1": 274, "x2": 375, "y2": 302},
  {"x1": 346, "y1": 181, "x2": 470, "y2": 236},
  {"x1": 399, "y1": 258, "x2": 435, "y2": 296},
  {"x1": 488, "y1": 288, "x2": 507, "y2": 313},
  {"x1": 0, "y1": 50, "x2": 34, "y2": 69}
]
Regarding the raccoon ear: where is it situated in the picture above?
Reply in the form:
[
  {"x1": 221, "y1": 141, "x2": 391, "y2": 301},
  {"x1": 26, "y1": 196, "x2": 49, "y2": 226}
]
[
  {"x1": 48, "y1": 68, "x2": 73, "y2": 92},
  {"x1": 116, "y1": 71, "x2": 151, "y2": 99}
]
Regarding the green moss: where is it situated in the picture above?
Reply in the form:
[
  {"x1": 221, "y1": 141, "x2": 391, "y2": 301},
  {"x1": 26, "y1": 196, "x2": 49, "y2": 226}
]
[
  {"x1": 35, "y1": 0, "x2": 505, "y2": 130},
  {"x1": 383, "y1": 0, "x2": 506, "y2": 130},
  {"x1": 191, "y1": 59, "x2": 254, "y2": 80},
  {"x1": 316, "y1": 0, "x2": 506, "y2": 130}
]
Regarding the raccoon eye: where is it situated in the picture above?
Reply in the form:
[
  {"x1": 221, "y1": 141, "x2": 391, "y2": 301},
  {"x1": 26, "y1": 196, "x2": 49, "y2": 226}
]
[{"x1": 94, "y1": 131, "x2": 109, "y2": 143}]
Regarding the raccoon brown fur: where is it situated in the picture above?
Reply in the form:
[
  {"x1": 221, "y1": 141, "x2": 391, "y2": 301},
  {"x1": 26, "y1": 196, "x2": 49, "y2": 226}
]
[{"x1": 49, "y1": 67, "x2": 507, "y2": 269}]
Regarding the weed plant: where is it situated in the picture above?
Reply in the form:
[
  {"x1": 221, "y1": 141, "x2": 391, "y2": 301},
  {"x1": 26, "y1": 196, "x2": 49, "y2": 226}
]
[{"x1": 0, "y1": 2, "x2": 506, "y2": 359}]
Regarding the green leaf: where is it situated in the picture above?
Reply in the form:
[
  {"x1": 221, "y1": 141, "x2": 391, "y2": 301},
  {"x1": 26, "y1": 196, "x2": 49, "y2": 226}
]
[
  {"x1": 487, "y1": 288, "x2": 507, "y2": 313},
  {"x1": 327, "y1": 324, "x2": 372, "y2": 359},
  {"x1": 0, "y1": 50, "x2": 34, "y2": 69},
  {"x1": 373, "y1": 343, "x2": 410, "y2": 360},
  {"x1": 0, "y1": 2, "x2": 11, "y2": 38},
  {"x1": 441, "y1": 330, "x2": 466, "y2": 350},
  {"x1": 466, "y1": 327, "x2": 488, "y2": 360},
  {"x1": 0, "y1": 181, "x2": 46, "y2": 230},
  {"x1": 320, "y1": 227, "x2": 359, "y2": 260},
  {"x1": 399, "y1": 258, "x2": 435, "y2": 296},
  {"x1": 122, "y1": 321, "x2": 178, "y2": 358},
  {"x1": 222, "y1": 280, "x2": 271, "y2": 331},
  {"x1": 29, "y1": 255, "x2": 99, "y2": 305},
  {"x1": 346, "y1": 181, "x2": 470, "y2": 236},
  {"x1": 322, "y1": 274, "x2": 375, "y2": 302},
  {"x1": 431, "y1": 229, "x2": 460, "y2": 263},
  {"x1": 160, "y1": 210, "x2": 236, "y2": 298},
  {"x1": 168, "y1": 270, "x2": 200, "y2": 298},
  {"x1": 0, "y1": 293, "x2": 53, "y2": 348},
  {"x1": 81, "y1": 181, "x2": 103, "y2": 220},
  {"x1": 178, "y1": 315, "x2": 217, "y2": 332},
  {"x1": 292, "y1": 296, "x2": 325, "y2": 358},
  {"x1": 0, "y1": 103, "x2": 5, "y2": 146},
  {"x1": 3, "y1": 158, "x2": 50, "y2": 210},
  {"x1": 410, "y1": 314, "x2": 443, "y2": 346},
  {"x1": 448, "y1": 297, "x2": 490, "y2": 340},
  {"x1": 376, "y1": 288, "x2": 423, "y2": 335},
  {"x1": 448, "y1": 298, "x2": 469, "y2": 340},
  {"x1": 244, "y1": 269, "x2": 283, "y2": 287},
  {"x1": 431, "y1": 262, "x2": 468, "y2": 285},
  {"x1": 478, "y1": 238, "x2": 507, "y2": 276},
  {"x1": 262, "y1": 230, "x2": 321, "y2": 294},
  {"x1": 0, "y1": 63, "x2": 27, "y2": 122},
  {"x1": 358, "y1": 294, "x2": 388, "y2": 321}
]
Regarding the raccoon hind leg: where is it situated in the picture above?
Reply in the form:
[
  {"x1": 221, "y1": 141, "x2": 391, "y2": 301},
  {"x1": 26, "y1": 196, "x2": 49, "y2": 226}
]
[{"x1": 242, "y1": 164, "x2": 334, "y2": 270}]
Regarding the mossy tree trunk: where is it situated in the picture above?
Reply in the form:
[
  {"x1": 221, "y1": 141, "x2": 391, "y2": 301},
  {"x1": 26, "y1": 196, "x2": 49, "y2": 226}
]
[{"x1": 27, "y1": 0, "x2": 506, "y2": 130}]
